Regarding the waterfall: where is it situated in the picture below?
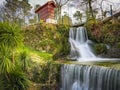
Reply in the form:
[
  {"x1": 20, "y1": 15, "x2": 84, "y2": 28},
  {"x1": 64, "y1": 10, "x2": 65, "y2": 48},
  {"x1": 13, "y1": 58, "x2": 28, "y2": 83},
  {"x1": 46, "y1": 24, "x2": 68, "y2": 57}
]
[
  {"x1": 61, "y1": 64, "x2": 120, "y2": 90},
  {"x1": 69, "y1": 27, "x2": 96, "y2": 61}
]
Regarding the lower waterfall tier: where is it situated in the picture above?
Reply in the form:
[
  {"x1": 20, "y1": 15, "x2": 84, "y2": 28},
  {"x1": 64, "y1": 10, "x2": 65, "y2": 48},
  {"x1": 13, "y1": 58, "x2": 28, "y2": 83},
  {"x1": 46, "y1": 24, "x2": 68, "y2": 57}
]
[{"x1": 61, "y1": 64, "x2": 120, "y2": 90}]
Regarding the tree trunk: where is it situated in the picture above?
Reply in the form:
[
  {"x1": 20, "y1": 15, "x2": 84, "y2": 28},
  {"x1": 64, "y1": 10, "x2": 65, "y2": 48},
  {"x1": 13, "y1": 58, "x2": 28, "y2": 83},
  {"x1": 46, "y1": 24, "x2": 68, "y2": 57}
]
[
  {"x1": 58, "y1": 6, "x2": 62, "y2": 19},
  {"x1": 100, "y1": 0, "x2": 104, "y2": 19},
  {"x1": 88, "y1": 0, "x2": 94, "y2": 19}
]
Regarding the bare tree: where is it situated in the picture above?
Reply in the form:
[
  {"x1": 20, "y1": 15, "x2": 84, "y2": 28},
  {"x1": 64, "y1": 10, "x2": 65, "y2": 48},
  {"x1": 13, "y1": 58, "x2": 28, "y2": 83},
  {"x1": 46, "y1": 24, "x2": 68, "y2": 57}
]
[{"x1": 53, "y1": 0, "x2": 70, "y2": 19}]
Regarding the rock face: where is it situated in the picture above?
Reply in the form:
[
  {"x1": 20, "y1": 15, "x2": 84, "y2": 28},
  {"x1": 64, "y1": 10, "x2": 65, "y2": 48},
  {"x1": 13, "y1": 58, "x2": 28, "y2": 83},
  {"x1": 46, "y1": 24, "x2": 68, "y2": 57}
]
[
  {"x1": 98, "y1": 47, "x2": 120, "y2": 58},
  {"x1": 107, "y1": 47, "x2": 120, "y2": 58}
]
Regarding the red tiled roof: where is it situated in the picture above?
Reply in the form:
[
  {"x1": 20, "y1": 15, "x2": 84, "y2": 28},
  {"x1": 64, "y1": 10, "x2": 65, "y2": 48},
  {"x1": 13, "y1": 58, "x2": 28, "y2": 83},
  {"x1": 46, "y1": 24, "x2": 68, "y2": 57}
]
[{"x1": 35, "y1": 1, "x2": 56, "y2": 13}]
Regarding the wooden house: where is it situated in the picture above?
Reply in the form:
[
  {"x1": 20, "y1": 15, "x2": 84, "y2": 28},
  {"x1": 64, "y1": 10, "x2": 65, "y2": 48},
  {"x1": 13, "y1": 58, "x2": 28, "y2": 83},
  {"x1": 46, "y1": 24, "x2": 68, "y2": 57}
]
[{"x1": 35, "y1": 1, "x2": 57, "y2": 23}]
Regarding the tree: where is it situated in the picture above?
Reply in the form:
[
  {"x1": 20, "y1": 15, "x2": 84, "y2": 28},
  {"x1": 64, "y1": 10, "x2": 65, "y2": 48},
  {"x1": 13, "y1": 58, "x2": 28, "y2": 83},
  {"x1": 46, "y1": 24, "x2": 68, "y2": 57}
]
[
  {"x1": 29, "y1": 4, "x2": 41, "y2": 24},
  {"x1": 34, "y1": 4, "x2": 41, "y2": 10},
  {"x1": 0, "y1": 0, "x2": 32, "y2": 26},
  {"x1": 72, "y1": 0, "x2": 98, "y2": 21},
  {"x1": 20, "y1": 0, "x2": 32, "y2": 25},
  {"x1": 58, "y1": 14, "x2": 72, "y2": 25},
  {"x1": 80, "y1": 0, "x2": 95, "y2": 20},
  {"x1": 54, "y1": 0, "x2": 70, "y2": 19},
  {"x1": 73, "y1": 11, "x2": 83, "y2": 23},
  {"x1": 99, "y1": 0, "x2": 104, "y2": 19}
]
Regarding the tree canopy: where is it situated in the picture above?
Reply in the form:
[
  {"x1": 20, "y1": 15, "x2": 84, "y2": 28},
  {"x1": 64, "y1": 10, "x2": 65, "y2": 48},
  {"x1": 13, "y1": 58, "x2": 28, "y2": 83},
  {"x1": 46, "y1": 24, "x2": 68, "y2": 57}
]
[{"x1": 0, "y1": 0, "x2": 32, "y2": 26}]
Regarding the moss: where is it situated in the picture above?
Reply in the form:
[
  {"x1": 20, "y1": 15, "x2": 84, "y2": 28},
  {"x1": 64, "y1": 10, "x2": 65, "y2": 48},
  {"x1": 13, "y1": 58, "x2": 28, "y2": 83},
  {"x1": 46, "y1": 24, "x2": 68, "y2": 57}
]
[{"x1": 54, "y1": 60, "x2": 120, "y2": 70}]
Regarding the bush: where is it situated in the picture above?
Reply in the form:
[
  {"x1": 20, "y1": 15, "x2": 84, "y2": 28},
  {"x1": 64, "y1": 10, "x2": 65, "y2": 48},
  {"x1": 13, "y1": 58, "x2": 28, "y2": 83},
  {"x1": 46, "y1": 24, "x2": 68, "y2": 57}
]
[
  {"x1": 31, "y1": 61, "x2": 60, "y2": 84},
  {"x1": 101, "y1": 23, "x2": 120, "y2": 45},
  {"x1": 0, "y1": 22, "x2": 30, "y2": 90},
  {"x1": 0, "y1": 69, "x2": 30, "y2": 90},
  {"x1": 23, "y1": 24, "x2": 70, "y2": 60},
  {"x1": 94, "y1": 43, "x2": 107, "y2": 54},
  {"x1": 84, "y1": 19, "x2": 101, "y2": 42},
  {"x1": 117, "y1": 42, "x2": 120, "y2": 49},
  {"x1": 18, "y1": 51, "x2": 32, "y2": 73},
  {"x1": 30, "y1": 61, "x2": 61, "y2": 90},
  {"x1": 53, "y1": 25, "x2": 70, "y2": 60}
]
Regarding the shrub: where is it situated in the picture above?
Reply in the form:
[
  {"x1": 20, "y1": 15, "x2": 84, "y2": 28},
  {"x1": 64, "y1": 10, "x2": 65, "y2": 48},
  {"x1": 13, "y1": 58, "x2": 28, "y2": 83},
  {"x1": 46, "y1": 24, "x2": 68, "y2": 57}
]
[
  {"x1": 0, "y1": 69, "x2": 30, "y2": 90},
  {"x1": 53, "y1": 25, "x2": 70, "y2": 60},
  {"x1": 18, "y1": 51, "x2": 32, "y2": 73},
  {"x1": 94, "y1": 43, "x2": 107, "y2": 54}
]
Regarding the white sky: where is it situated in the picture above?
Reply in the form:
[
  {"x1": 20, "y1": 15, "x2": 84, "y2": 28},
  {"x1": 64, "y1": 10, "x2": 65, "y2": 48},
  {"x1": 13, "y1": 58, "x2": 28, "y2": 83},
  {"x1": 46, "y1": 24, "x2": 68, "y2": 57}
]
[
  {"x1": 29, "y1": 0, "x2": 48, "y2": 7},
  {"x1": 0, "y1": 0, "x2": 48, "y2": 6},
  {"x1": 0, "y1": 0, "x2": 4, "y2": 5},
  {"x1": 0, "y1": 0, "x2": 120, "y2": 24},
  {"x1": 0, "y1": 0, "x2": 119, "y2": 7},
  {"x1": 0, "y1": 0, "x2": 120, "y2": 10}
]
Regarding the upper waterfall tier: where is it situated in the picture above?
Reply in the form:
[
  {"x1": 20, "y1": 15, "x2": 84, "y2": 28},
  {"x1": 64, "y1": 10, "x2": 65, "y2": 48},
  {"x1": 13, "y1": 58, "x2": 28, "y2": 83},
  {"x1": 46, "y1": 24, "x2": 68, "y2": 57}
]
[{"x1": 69, "y1": 27, "x2": 96, "y2": 61}]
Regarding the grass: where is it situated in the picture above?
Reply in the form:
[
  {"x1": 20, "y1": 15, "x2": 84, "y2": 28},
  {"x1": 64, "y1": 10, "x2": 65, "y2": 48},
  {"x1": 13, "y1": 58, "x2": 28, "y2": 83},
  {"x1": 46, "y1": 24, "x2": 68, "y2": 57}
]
[
  {"x1": 17, "y1": 45, "x2": 52, "y2": 64},
  {"x1": 16, "y1": 45, "x2": 120, "y2": 70}
]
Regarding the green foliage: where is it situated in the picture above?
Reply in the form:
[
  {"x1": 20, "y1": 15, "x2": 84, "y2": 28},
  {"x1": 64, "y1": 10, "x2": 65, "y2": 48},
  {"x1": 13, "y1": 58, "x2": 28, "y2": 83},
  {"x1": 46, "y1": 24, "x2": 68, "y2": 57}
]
[
  {"x1": 0, "y1": 45, "x2": 14, "y2": 74},
  {"x1": 94, "y1": 43, "x2": 107, "y2": 54},
  {"x1": 85, "y1": 19, "x2": 120, "y2": 57},
  {"x1": 73, "y1": 11, "x2": 83, "y2": 23},
  {"x1": 85, "y1": 20, "x2": 120, "y2": 45},
  {"x1": 18, "y1": 46, "x2": 52, "y2": 61},
  {"x1": 0, "y1": 47, "x2": 30, "y2": 90},
  {"x1": 24, "y1": 23, "x2": 70, "y2": 60},
  {"x1": 29, "y1": 15, "x2": 38, "y2": 24},
  {"x1": 31, "y1": 61, "x2": 61, "y2": 86},
  {"x1": 0, "y1": 22, "x2": 23, "y2": 50},
  {"x1": 0, "y1": 69, "x2": 30, "y2": 90},
  {"x1": 85, "y1": 19, "x2": 100, "y2": 42},
  {"x1": 53, "y1": 25, "x2": 70, "y2": 60},
  {"x1": 36, "y1": 52, "x2": 52, "y2": 60},
  {"x1": 18, "y1": 51, "x2": 32, "y2": 72},
  {"x1": 0, "y1": 0, "x2": 32, "y2": 25},
  {"x1": 85, "y1": 19, "x2": 98, "y2": 30},
  {"x1": 23, "y1": 28, "x2": 43, "y2": 51},
  {"x1": 101, "y1": 23, "x2": 120, "y2": 45},
  {"x1": 116, "y1": 42, "x2": 120, "y2": 49},
  {"x1": 0, "y1": 22, "x2": 30, "y2": 90},
  {"x1": 57, "y1": 15, "x2": 72, "y2": 25}
]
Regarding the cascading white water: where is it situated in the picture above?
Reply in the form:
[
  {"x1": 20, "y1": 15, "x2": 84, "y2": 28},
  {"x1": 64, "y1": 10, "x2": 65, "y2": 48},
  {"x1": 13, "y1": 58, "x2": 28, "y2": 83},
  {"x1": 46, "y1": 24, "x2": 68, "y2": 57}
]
[
  {"x1": 69, "y1": 27, "x2": 96, "y2": 61},
  {"x1": 61, "y1": 64, "x2": 120, "y2": 90}
]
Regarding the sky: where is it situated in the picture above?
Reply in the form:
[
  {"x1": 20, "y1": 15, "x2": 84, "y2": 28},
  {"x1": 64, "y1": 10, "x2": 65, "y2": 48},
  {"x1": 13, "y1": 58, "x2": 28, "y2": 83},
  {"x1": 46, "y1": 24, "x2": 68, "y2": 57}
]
[
  {"x1": 0, "y1": 0, "x2": 120, "y2": 11},
  {"x1": 0, "y1": 0, "x2": 49, "y2": 6},
  {"x1": 29, "y1": 0, "x2": 48, "y2": 7},
  {"x1": 0, "y1": 0, "x2": 4, "y2": 5},
  {"x1": 0, "y1": 0, "x2": 120, "y2": 23},
  {"x1": 0, "y1": 0, "x2": 120, "y2": 9}
]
